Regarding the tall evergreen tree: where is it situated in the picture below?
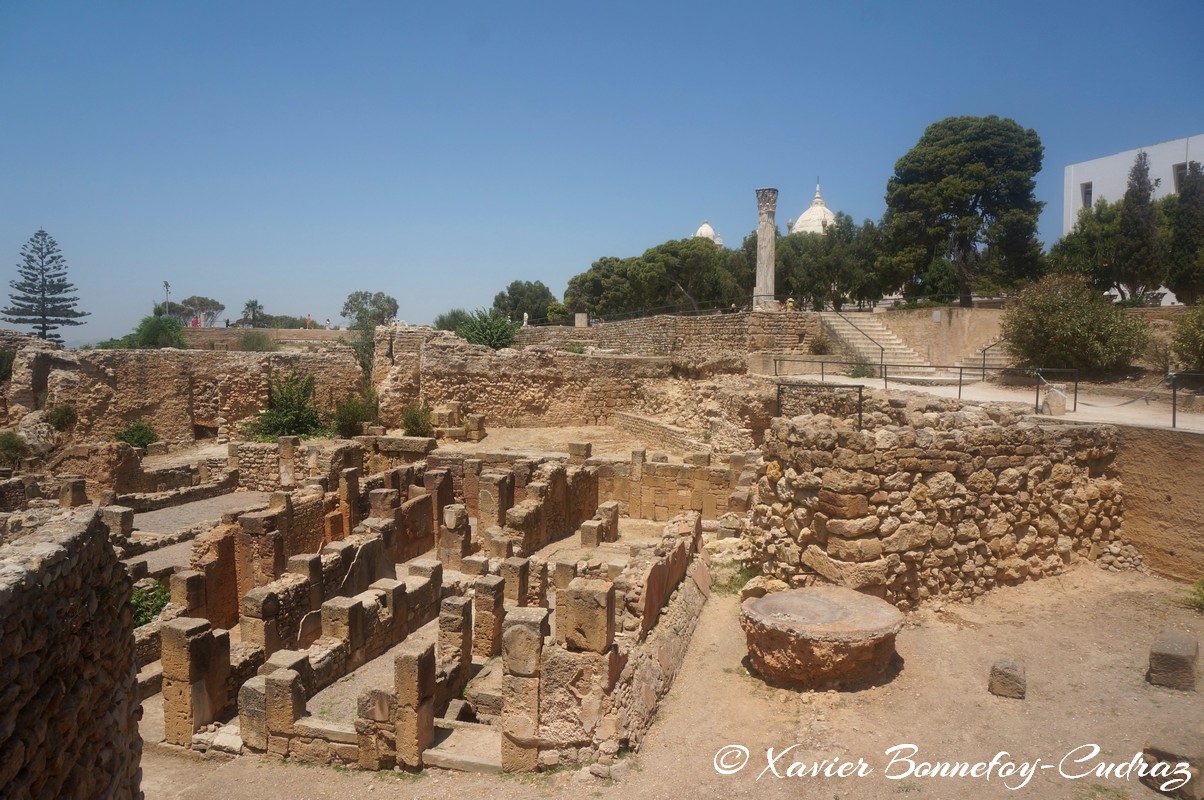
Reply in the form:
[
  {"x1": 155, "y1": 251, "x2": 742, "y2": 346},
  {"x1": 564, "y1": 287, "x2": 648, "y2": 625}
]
[
  {"x1": 1166, "y1": 161, "x2": 1204, "y2": 305},
  {"x1": 1114, "y1": 152, "x2": 1164, "y2": 300},
  {"x1": 3, "y1": 229, "x2": 88, "y2": 341}
]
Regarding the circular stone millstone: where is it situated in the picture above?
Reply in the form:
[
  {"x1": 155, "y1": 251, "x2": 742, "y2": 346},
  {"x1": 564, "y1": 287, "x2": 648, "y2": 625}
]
[{"x1": 740, "y1": 586, "x2": 904, "y2": 689}]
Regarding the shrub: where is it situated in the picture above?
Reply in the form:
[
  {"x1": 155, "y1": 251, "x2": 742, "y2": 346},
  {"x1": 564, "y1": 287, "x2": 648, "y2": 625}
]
[
  {"x1": 848, "y1": 362, "x2": 875, "y2": 379},
  {"x1": 333, "y1": 391, "x2": 378, "y2": 438},
  {"x1": 433, "y1": 308, "x2": 471, "y2": 331},
  {"x1": 46, "y1": 404, "x2": 78, "y2": 431},
  {"x1": 564, "y1": 343, "x2": 585, "y2": 354},
  {"x1": 0, "y1": 348, "x2": 14, "y2": 381},
  {"x1": 245, "y1": 371, "x2": 322, "y2": 439},
  {"x1": 1001, "y1": 274, "x2": 1148, "y2": 372},
  {"x1": 1172, "y1": 302, "x2": 1204, "y2": 372},
  {"x1": 0, "y1": 431, "x2": 29, "y2": 468},
  {"x1": 238, "y1": 330, "x2": 277, "y2": 352},
  {"x1": 456, "y1": 309, "x2": 520, "y2": 350},
  {"x1": 130, "y1": 581, "x2": 171, "y2": 627},
  {"x1": 807, "y1": 334, "x2": 832, "y2": 355},
  {"x1": 401, "y1": 403, "x2": 433, "y2": 437},
  {"x1": 115, "y1": 421, "x2": 159, "y2": 452}
]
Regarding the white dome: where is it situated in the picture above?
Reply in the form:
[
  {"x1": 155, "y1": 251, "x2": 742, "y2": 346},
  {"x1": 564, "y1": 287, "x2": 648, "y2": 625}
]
[
  {"x1": 694, "y1": 220, "x2": 717, "y2": 240},
  {"x1": 791, "y1": 184, "x2": 836, "y2": 235}
]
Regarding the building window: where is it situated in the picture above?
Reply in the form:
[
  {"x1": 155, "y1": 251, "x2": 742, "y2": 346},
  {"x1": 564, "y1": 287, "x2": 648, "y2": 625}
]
[
  {"x1": 1173, "y1": 163, "x2": 1188, "y2": 193},
  {"x1": 1081, "y1": 182, "x2": 1093, "y2": 209}
]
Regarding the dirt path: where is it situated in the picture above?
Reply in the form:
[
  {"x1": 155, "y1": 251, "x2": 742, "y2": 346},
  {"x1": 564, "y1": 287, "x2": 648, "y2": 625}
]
[{"x1": 140, "y1": 564, "x2": 1198, "y2": 800}]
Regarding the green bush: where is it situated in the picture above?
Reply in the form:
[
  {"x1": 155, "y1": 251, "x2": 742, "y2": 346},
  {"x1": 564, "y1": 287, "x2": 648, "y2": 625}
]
[
  {"x1": 563, "y1": 343, "x2": 585, "y2": 354},
  {"x1": 807, "y1": 334, "x2": 832, "y2": 355},
  {"x1": 0, "y1": 431, "x2": 29, "y2": 468},
  {"x1": 1001, "y1": 274, "x2": 1148, "y2": 372},
  {"x1": 46, "y1": 404, "x2": 78, "y2": 431},
  {"x1": 1172, "y1": 302, "x2": 1204, "y2": 372},
  {"x1": 238, "y1": 330, "x2": 277, "y2": 352},
  {"x1": 848, "y1": 362, "x2": 875, "y2": 379},
  {"x1": 131, "y1": 581, "x2": 171, "y2": 627},
  {"x1": 456, "y1": 309, "x2": 520, "y2": 350},
  {"x1": 401, "y1": 403, "x2": 433, "y2": 437},
  {"x1": 245, "y1": 371, "x2": 322, "y2": 439},
  {"x1": 115, "y1": 421, "x2": 159, "y2": 452},
  {"x1": 0, "y1": 349, "x2": 14, "y2": 381},
  {"x1": 433, "y1": 308, "x2": 471, "y2": 331},
  {"x1": 333, "y1": 391, "x2": 378, "y2": 438}
]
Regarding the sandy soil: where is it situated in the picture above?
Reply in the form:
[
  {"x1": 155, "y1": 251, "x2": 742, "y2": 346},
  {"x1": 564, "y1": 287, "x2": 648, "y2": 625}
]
[{"x1": 140, "y1": 563, "x2": 1202, "y2": 800}]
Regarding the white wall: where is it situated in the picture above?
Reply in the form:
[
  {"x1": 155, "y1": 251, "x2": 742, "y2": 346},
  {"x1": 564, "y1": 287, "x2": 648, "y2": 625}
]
[{"x1": 1062, "y1": 133, "x2": 1204, "y2": 235}]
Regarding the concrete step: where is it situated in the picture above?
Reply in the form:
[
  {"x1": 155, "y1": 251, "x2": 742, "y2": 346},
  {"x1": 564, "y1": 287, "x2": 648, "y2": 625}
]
[{"x1": 423, "y1": 721, "x2": 502, "y2": 773}]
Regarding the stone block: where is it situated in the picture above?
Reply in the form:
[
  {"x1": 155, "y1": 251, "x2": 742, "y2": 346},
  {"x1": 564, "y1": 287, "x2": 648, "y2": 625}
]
[
  {"x1": 1148, "y1": 630, "x2": 1199, "y2": 691},
  {"x1": 568, "y1": 442, "x2": 592, "y2": 464},
  {"x1": 395, "y1": 640, "x2": 436, "y2": 707},
  {"x1": 684, "y1": 451, "x2": 711, "y2": 467},
  {"x1": 597, "y1": 500, "x2": 620, "y2": 542},
  {"x1": 239, "y1": 676, "x2": 268, "y2": 751},
  {"x1": 817, "y1": 489, "x2": 868, "y2": 520},
  {"x1": 460, "y1": 555, "x2": 489, "y2": 576},
  {"x1": 170, "y1": 569, "x2": 207, "y2": 615},
  {"x1": 502, "y1": 606, "x2": 549, "y2": 677},
  {"x1": 501, "y1": 557, "x2": 530, "y2": 605},
  {"x1": 442, "y1": 503, "x2": 469, "y2": 530},
  {"x1": 1140, "y1": 728, "x2": 1202, "y2": 799},
  {"x1": 99, "y1": 504, "x2": 134, "y2": 537},
  {"x1": 579, "y1": 519, "x2": 604, "y2": 548},
  {"x1": 552, "y1": 557, "x2": 577, "y2": 590},
  {"x1": 989, "y1": 658, "x2": 1026, "y2": 699},
  {"x1": 59, "y1": 477, "x2": 88, "y2": 507},
  {"x1": 264, "y1": 668, "x2": 305, "y2": 735},
  {"x1": 396, "y1": 698, "x2": 435, "y2": 769},
  {"x1": 561, "y1": 577, "x2": 615, "y2": 654}
]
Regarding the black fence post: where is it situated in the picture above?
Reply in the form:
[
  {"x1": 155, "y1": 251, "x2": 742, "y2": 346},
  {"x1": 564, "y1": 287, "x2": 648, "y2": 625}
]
[
  {"x1": 1172, "y1": 373, "x2": 1178, "y2": 429},
  {"x1": 1034, "y1": 369, "x2": 1041, "y2": 414},
  {"x1": 958, "y1": 366, "x2": 963, "y2": 400}
]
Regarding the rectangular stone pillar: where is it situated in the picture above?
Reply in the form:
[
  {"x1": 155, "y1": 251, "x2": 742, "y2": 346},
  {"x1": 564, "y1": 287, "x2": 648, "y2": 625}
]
[
  {"x1": 264, "y1": 668, "x2": 306, "y2": 754},
  {"x1": 423, "y1": 469, "x2": 453, "y2": 530},
  {"x1": 501, "y1": 607, "x2": 548, "y2": 773},
  {"x1": 562, "y1": 577, "x2": 615, "y2": 653},
  {"x1": 568, "y1": 442, "x2": 592, "y2": 465},
  {"x1": 161, "y1": 617, "x2": 231, "y2": 747},
  {"x1": 240, "y1": 587, "x2": 282, "y2": 658},
  {"x1": 394, "y1": 640, "x2": 435, "y2": 769},
  {"x1": 339, "y1": 467, "x2": 361, "y2": 535},
  {"x1": 478, "y1": 471, "x2": 515, "y2": 531},
  {"x1": 170, "y1": 569, "x2": 207, "y2": 618},
  {"x1": 579, "y1": 519, "x2": 603, "y2": 548},
  {"x1": 463, "y1": 459, "x2": 482, "y2": 517},
  {"x1": 754, "y1": 187, "x2": 778, "y2": 309},
  {"x1": 501, "y1": 557, "x2": 529, "y2": 607},
  {"x1": 369, "y1": 488, "x2": 400, "y2": 519},
  {"x1": 437, "y1": 503, "x2": 472, "y2": 570},
  {"x1": 438, "y1": 596, "x2": 473, "y2": 694},
  {"x1": 473, "y1": 575, "x2": 506, "y2": 659},
  {"x1": 323, "y1": 595, "x2": 366, "y2": 669},
  {"x1": 279, "y1": 436, "x2": 299, "y2": 487},
  {"x1": 598, "y1": 500, "x2": 620, "y2": 542}
]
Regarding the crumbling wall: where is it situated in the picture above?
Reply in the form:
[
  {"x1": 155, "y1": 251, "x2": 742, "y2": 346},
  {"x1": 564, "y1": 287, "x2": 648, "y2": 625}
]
[
  {"x1": 0, "y1": 511, "x2": 142, "y2": 799},
  {"x1": 18, "y1": 347, "x2": 362, "y2": 444},
  {"x1": 749, "y1": 410, "x2": 1125, "y2": 608}
]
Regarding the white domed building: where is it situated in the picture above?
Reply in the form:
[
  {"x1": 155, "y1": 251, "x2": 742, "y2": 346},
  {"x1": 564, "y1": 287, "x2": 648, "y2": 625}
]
[
  {"x1": 693, "y1": 220, "x2": 724, "y2": 247},
  {"x1": 789, "y1": 183, "x2": 836, "y2": 235}
]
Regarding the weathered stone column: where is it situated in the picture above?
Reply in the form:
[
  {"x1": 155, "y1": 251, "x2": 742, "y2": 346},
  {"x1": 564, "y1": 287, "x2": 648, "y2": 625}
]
[
  {"x1": 473, "y1": 574, "x2": 506, "y2": 658},
  {"x1": 437, "y1": 504, "x2": 472, "y2": 570},
  {"x1": 501, "y1": 607, "x2": 549, "y2": 772},
  {"x1": 438, "y1": 596, "x2": 473, "y2": 697},
  {"x1": 754, "y1": 187, "x2": 778, "y2": 309},
  {"x1": 395, "y1": 640, "x2": 436, "y2": 769},
  {"x1": 478, "y1": 471, "x2": 515, "y2": 530},
  {"x1": 501, "y1": 556, "x2": 530, "y2": 607},
  {"x1": 161, "y1": 618, "x2": 230, "y2": 747}
]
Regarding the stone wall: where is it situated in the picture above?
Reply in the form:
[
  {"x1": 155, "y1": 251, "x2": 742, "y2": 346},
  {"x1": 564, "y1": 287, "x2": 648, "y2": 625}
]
[
  {"x1": 608, "y1": 412, "x2": 702, "y2": 453},
  {"x1": 594, "y1": 450, "x2": 752, "y2": 521},
  {"x1": 179, "y1": 327, "x2": 353, "y2": 351},
  {"x1": 0, "y1": 511, "x2": 142, "y2": 798},
  {"x1": 9, "y1": 347, "x2": 363, "y2": 444},
  {"x1": 1112, "y1": 424, "x2": 1204, "y2": 581},
  {"x1": 873, "y1": 307, "x2": 1003, "y2": 366},
  {"x1": 749, "y1": 410, "x2": 1124, "y2": 609}
]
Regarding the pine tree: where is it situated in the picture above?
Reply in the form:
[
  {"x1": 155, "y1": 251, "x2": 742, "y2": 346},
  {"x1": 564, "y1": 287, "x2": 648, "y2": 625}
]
[
  {"x1": 1166, "y1": 161, "x2": 1204, "y2": 305},
  {"x1": 3, "y1": 230, "x2": 89, "y2": 341},
  {"x1": 1114, "y1": 152, "x2": 1164, "y2": 301}
]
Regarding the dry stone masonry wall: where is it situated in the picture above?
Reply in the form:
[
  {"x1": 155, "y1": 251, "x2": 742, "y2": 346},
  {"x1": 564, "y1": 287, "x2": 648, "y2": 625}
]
[
  {"x1": 0, "y1": 511, "x2": 143, "y2": 799},
  {"x1": 749, "y1": 408, "x2": 1125, "y2": 609}
]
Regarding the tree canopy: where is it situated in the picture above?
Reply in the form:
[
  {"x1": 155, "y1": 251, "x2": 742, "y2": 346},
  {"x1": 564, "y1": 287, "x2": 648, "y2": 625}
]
[
  {"x1": 777, "y1": 214, "x2": 884, "y2": 310},
  {"x1": 491, "y1": 280, "x2": 557, "y2": 323},
  {"x1": 1166, "y1": 161, "x2": 1204, "y2": 305},
  {"x1": 564, "y1": 237, "x2": 749, "y2": 317},
  {"x1": 96, "y1": 315, "x2": 188, "y2": 349},
  {"x1": 342, "y1": 291, "x2": 398, "y2": 327},
  {"x1": 883, "y1": 116, "x2": 1044, "y2": 306},
  {"x1": 3, "y1": 229, "x2": 89, "y2": 341},
  {"x1": 1049, "y1": 198, "x2": 1124, "y2": 293},
  {"x1": 1114, "y1": 151, "x2": 1163, "y2": 300}
]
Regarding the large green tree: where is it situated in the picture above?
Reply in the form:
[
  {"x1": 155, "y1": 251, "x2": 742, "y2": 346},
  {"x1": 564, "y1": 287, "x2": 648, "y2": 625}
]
[
  {"x1": 883, "y1": 116, "x2": 1045, "y2": 306},
  {"x1": 1166, "y1": 161, "x2": 1204, "y2": 305},
  {"x1": 778, "y1": 214, "x2": 885, "y2": 310},
  {"x1": 491, "y1": 280, "x2": 557, "y2": 323},
  {"x1": 1049, "y1": 198, "x2": 1124, "y2": 293},
  {"x1": 1114, "y1": 151, "x2": 1164, "y2": 300},
  {"x1": 341, "y1": 290, "x2": 398, "y2": 327},
  {"x1": 3, "y1": 229, "x2": 89, "y2": 341}
]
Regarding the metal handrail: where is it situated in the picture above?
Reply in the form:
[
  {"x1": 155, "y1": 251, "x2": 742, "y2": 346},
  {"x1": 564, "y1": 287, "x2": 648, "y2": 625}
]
[
  {"x1": 980, "y1": 338, "x2": 1006, "y2": 380},
  {"x1": 1170, "y1": 372, "x2": 1204, "y2": 428},
  {"x1": 828, "y1": 310, "x2": 885, "y2": 386}
]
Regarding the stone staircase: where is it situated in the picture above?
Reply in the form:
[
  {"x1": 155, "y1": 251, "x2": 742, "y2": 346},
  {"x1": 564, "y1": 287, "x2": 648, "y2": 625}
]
[
  {"x1": 955, "y1": 339, "x2": 1014, "y2": 378},
  {"x1": 818, "y1": 312, "x2": 938, "y2": 378}
]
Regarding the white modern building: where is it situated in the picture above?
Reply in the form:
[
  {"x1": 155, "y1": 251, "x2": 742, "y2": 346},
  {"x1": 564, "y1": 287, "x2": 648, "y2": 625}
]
[{"x1": 1062, "y1": 133, "x2": 1204, "y2": 235}]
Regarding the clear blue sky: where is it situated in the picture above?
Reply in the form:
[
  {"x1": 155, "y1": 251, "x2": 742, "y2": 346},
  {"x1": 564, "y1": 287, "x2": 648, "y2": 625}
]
[{"x1": 2, "y1": 1, "x2": 1203, "y2": 344}]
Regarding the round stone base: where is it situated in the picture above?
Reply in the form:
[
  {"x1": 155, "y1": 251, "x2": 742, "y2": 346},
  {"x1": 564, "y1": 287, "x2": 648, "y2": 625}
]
[{"x1": 740, "y1": 586, "x2": 904, "y2": 689}]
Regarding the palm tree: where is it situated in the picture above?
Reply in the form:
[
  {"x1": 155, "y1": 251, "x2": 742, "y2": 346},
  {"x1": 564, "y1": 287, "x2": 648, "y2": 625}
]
[{"x1": 242, "y1": 299, "x2": 264, "y2": 328}]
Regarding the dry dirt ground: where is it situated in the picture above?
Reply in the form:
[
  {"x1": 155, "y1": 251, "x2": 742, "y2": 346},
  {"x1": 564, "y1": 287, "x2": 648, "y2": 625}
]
[{"x1": 140, "y1": 564, "x2": 1203, "y2": 800}]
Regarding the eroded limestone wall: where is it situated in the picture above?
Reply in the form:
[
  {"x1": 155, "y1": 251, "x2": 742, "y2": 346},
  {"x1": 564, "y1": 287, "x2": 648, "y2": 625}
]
[
  {"x1": 15, "y1": 348, "x2": 362, "y2": 444},
  {"x1": 749, "y1": 411, "x2": 1124, "y2": 609},
  {"x1": 0, "y1": 511, "x2": 142, "y2": 799}
]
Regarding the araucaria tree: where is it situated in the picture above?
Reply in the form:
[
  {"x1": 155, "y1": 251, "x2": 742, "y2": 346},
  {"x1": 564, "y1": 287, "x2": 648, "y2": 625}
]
[
  {"x1": 883, "y1": 116, "x2": 1045, "y2": 306},
  {"x1": 3, "y1": 229, "x2": 89, "y2": 340},
  {"x1": 1114, "y1": 151, "x2": 1164, "y2": 300}
]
